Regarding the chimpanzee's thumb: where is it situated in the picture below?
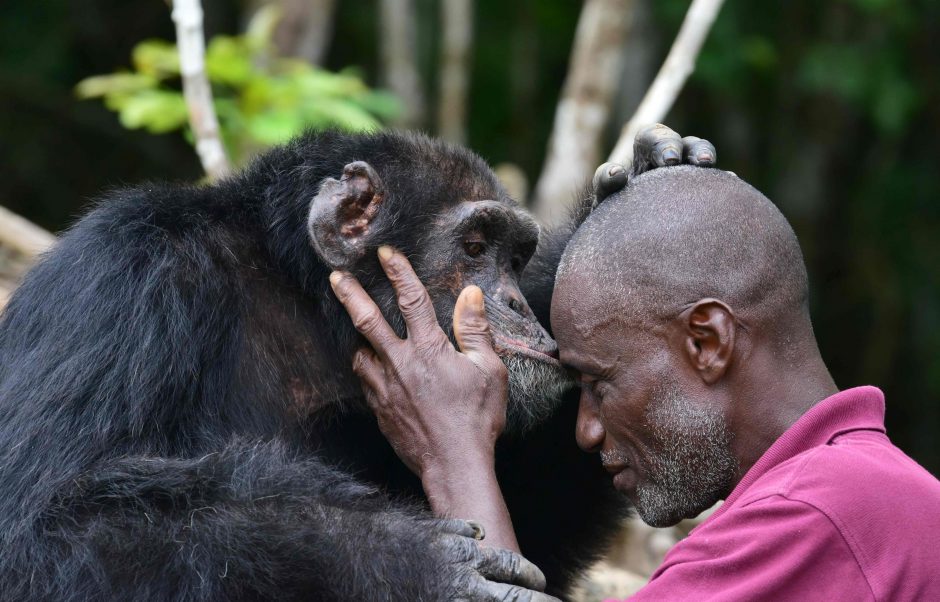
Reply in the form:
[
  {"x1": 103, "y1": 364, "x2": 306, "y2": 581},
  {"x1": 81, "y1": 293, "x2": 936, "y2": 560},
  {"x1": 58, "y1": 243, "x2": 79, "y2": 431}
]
[{"x1": 453, "y1": 286, "x2": 496, "y2": 361}]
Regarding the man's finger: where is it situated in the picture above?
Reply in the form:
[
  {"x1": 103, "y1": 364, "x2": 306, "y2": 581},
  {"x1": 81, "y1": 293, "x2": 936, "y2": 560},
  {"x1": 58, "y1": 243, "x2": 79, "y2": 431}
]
[
  {"x1": 353, "y1": 348, "x2": 387, "y2": 407},
  {"x1": 682, "y1": 135, "x2": 717, "y2": 167},
  {"x1": 469, "y1": 578, "x2": 560, "y2": 602},
  {"x1": 377, "y1": 246, "x2": 442, "y2": 344},
  {"x1": 329, "y1": 271, "x2": 400, "y2": 360},
  {"x1": 475, "y1": 547, "x2": 547, "y2": 593},
  {"x1": 453, "y1": 286, "x2": 497, "y2": 360}
]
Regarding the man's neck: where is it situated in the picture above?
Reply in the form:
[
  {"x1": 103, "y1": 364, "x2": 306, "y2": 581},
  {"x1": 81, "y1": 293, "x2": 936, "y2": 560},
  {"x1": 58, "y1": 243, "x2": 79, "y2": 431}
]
[{"x1": 728, "y1": 351, "x2": 838, "y2": 489}]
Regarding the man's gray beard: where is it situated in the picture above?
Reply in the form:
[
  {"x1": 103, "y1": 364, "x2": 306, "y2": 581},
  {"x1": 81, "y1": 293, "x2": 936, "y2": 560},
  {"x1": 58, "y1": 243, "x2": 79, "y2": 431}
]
[
  {"x1": 501, "y1": 354, "x2": 574, "y2": 434},
  {"x1": 632, "y1": 380, "x2": 737, "y2": 528}
]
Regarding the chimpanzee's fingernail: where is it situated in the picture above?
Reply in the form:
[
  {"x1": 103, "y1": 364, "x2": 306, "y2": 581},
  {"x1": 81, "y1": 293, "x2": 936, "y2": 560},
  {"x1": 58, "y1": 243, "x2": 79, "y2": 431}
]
[
  {"x1": 378, "y1": 245, "x2": 393, "y2": 261},
  {"x1": 607, "y1": 164, "x2": 625, "y2": 178},
  {"x1": 466, "y1": 520, "x2": 486, "y2": 540},
  {"x1": 662, "y1": 148, "x2": 681, "y2": 164},
  {"x1": 698, "y1": 152, "x2": 714, "y2": 163}
]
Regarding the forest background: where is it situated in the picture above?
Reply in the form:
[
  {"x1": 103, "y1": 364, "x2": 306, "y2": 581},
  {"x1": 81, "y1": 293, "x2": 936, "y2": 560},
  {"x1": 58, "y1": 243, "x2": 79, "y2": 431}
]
[{"x1": 0, "y1": 0, "x2": 937, "y2": 479}]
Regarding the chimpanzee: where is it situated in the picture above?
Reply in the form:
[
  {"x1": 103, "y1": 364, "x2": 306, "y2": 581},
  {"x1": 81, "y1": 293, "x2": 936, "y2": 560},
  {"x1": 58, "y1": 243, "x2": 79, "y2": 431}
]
[{"x1": 0, "y1": 127, "x2": 714, "y2": 600}]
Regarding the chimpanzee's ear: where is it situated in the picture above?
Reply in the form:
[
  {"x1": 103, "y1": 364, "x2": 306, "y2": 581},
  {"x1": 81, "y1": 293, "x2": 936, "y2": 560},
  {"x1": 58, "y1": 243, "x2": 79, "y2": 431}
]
[{"x1": 308, "y1": 160, "x2": 386, "y2": 270}]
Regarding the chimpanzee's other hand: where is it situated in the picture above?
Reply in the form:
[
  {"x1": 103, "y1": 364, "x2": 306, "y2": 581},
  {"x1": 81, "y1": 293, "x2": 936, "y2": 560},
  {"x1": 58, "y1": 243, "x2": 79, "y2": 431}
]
[
  {"x1": 591, "y1": 124, "x2": 717, "y2": 208},
  {"x1": 432, "y1": 519, "x2": 560, "y2": 601}
]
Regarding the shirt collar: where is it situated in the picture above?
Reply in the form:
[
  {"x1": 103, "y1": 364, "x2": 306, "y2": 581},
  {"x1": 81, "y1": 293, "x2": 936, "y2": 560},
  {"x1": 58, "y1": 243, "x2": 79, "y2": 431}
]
[{"x1": 705, "y1": 386, "x2": 886, "y2": 524}]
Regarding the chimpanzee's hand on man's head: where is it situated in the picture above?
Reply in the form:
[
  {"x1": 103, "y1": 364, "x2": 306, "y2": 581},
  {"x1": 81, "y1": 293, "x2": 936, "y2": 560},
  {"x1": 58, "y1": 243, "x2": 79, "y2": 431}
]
[{"x1": 591, "y1": 123, "x2": 718, "y2": 208}]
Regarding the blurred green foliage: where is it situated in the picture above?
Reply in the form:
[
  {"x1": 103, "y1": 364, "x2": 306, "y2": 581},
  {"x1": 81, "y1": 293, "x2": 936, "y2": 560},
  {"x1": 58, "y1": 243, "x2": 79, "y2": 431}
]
[{"x1": 74, "y1": 7, "x2": 399, "y2": 166}]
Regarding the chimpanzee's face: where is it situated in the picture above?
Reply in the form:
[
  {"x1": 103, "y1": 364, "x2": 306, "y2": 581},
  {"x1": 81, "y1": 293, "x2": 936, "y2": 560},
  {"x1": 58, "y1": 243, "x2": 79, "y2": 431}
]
[
  {"x1": 414, "y1": 199, "x2": 573, "y2": 431},
  {"x1": 308, "y1": 158, "x2": 572, "y2": 432}
]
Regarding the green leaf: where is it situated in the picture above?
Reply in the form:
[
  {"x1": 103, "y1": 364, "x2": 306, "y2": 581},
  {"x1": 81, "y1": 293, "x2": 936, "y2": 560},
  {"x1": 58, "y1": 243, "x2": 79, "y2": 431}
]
[
  {"x1": 132, "y1": 39, "x2": 180, "y2": 78},
  {"x1": 206, "y1": 36, "x2": 252, "y2": 86},
  {"x1": 117, "y1": 90, "x2": 188, "y2": 133},
  {"x1": 245, "y1": 110, "x2": 305, "y2": 145},
  {"x1": 74, "y1": 72, "x2": 158, "y2": 99}
]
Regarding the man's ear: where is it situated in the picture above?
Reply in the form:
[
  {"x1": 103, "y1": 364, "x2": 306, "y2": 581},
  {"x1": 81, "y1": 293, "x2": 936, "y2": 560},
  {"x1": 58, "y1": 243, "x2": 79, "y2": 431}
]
[
  {"x1": 308, "y1": 160, "x2": 386, "y2": 270},
  {"x1": 680, "y1": 299, "x2": 736, "y2": 384}
]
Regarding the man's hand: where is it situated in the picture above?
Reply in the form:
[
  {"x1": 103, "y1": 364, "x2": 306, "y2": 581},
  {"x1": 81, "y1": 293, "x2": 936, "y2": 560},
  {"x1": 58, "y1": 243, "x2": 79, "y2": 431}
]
[{"x1": 329, "y1": 245, "x2": 507, "y2": 479}]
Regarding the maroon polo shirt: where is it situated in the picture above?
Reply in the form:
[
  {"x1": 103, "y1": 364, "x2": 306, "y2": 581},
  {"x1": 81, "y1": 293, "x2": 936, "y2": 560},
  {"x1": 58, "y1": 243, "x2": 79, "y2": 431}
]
[{"x1": 624, "y1": 386, "x2": 940, "y2": 601}]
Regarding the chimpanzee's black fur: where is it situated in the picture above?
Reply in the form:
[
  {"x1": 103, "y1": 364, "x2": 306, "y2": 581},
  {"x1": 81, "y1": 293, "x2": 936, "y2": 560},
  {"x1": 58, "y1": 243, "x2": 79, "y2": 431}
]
[{"x1": 0, "y1": 130, "x2": 624, "y2": 600}]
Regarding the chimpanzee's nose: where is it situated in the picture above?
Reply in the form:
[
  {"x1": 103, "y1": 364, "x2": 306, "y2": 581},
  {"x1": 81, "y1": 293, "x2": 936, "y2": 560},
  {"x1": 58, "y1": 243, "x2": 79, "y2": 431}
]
[{"x1": 508, "y1": 297, "x2": 526, "y2": 317}]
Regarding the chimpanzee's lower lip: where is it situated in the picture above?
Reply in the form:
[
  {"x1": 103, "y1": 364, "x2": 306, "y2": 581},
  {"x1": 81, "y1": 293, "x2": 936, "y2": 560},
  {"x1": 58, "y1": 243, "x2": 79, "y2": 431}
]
[{"x1": 492, "y1": 335, "x2": 560, "y2": 365}]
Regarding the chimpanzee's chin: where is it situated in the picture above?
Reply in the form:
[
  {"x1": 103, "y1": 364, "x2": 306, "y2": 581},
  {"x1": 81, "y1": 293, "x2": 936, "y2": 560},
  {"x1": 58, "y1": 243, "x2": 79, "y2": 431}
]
[{"x1": 501, "y1": 353, "x2": 575, "y2": 434}]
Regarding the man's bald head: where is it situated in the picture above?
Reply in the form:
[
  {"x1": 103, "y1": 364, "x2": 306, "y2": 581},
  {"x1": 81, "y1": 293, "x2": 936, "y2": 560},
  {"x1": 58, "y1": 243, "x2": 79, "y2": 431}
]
[{"x1": 555, "y1": 166, "x2": 810, "y2": 349}]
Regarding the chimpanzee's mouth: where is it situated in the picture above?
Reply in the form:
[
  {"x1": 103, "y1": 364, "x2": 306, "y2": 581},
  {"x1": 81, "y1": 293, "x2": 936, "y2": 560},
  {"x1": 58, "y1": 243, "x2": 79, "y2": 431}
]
[{"x1": 491, "y1": 334, "x2": 560, "y2": 366}]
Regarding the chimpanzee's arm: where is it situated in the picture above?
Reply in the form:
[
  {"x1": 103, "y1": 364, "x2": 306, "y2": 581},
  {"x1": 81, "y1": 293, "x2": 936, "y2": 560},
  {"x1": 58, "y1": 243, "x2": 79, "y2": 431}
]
[
  {"x1": 13, "y1": 441, "x2": 545, "y2": 601},
  {"x1": 521, "y1": 125, "x2": 716, "y2": 328}
]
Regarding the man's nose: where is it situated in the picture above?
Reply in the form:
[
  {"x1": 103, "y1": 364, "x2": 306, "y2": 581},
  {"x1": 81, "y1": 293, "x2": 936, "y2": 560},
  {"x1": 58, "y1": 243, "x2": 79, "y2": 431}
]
[{"x1": 575, "y1": 392, "x2": 605, "y2": 453}]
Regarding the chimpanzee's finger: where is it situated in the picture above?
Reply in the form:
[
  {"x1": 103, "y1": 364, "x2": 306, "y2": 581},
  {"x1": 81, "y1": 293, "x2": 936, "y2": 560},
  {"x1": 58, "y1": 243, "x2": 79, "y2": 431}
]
[
  {"x1": 591, "y1": 162, "x2": 628, "y2": 208},
  {"x1": 474, "y1": 547, "x2": 547, "y2": 593},
  {"x1": 681, "y1": 136, "x2": 717, "y2": 167},
  {"x1": 329, "y1": 271, "x2": 401, "y2": 360},
  {"x1": 377, "y1": 246, "x2": 444, "y2": 345},
  {"x1": 468, "y1": 578, "x2": 560, "y2": 602},
  {"x1": 632, "y1": 124, "x2": 683, "y2": 176},
  {"x1": 352, "y1": 348, "x2": 388, "y2": 407},
  {"x1": 434, "y1": 518, "x2": 487, "y2": 541}
]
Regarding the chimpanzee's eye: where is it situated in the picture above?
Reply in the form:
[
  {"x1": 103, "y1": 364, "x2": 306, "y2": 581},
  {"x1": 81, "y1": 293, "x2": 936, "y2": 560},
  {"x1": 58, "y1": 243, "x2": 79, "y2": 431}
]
[{"x1": 464, "y1": 241, "x2": 485, "y2": 258}]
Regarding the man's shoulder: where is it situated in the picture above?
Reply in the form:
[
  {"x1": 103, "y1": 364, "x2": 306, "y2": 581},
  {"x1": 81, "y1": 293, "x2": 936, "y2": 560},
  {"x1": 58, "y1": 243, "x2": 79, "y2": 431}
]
[
  {"x1": 740, "y1": 429, "x2": 940, "y2": 515},
  {"x1": 728, "y1": 429, "x2": 940, "y2": 600}
]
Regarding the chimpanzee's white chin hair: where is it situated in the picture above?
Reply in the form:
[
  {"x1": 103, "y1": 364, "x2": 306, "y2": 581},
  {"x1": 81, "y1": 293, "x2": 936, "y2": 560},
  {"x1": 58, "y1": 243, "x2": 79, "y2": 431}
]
[{"x1": 501, "y1": 354, "x2": 574, "y2": 433}]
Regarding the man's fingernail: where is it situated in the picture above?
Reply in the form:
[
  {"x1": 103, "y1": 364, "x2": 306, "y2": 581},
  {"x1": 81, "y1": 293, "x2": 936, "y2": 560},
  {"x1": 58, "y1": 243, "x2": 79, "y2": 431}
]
[
  {"x1": 329, "y1": 271, "x2": 343, "y2": 287},
  {"x1": 469, "y1": 286, "x2": 484, "y2": 311},
  {"x1": 378, "y1": 245, "x2": 393, "y2": 261}
]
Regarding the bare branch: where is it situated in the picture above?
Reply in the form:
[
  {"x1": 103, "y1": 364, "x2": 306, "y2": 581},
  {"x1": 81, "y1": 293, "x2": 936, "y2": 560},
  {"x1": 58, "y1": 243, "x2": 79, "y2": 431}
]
[
  {"x1": 530, "y1": 0, "x2": 636, "y2": 224},
  {"x1": 171, "y1": 0, "x2": 232, "y2": 180},
  {"x1": 437, "y1": 0, "x2": 474, "y2": 145},
  {"x1": 608, "y1": 0, "x2": 725, "y2": 166},
  {"x1": 0, "y1": 205, "x2": 55, "y2": 258},
  {"x1": 379, "y1": 0, "x2": 426, "y2": 129}
]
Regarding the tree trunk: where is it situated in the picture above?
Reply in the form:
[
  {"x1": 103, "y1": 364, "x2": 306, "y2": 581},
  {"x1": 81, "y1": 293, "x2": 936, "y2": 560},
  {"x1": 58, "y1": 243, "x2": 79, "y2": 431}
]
[
  {"x1": 270, "y1": 0, "x2": 337, "y2": 65},
  {"x1": 530, "y1": 0, "x2": 636, "y2": 224},
  {"x1": 379, "y1": 0, "x2": 427, "y2": 129},
  {"x1": 437, "y1": 0, "x2": 474, "y2": 144}
]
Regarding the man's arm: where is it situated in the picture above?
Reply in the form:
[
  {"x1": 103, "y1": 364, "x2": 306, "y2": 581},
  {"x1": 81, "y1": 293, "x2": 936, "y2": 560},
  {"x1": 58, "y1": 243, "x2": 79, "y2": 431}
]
[{"x1": 329, "y1": 247, "x2": 521, "y2": 552}]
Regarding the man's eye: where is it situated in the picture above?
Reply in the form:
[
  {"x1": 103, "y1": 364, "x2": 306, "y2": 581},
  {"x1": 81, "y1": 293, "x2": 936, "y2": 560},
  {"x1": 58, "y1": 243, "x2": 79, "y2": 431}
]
[{"x1": 464, "y1": 241, "x2": 485, "y2": 257}]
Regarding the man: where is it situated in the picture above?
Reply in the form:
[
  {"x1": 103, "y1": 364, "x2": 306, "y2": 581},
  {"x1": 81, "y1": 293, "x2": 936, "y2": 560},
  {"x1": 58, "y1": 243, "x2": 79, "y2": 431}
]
[{"x1": 330, "y1": 166, "x2": 940, "y2": 600}]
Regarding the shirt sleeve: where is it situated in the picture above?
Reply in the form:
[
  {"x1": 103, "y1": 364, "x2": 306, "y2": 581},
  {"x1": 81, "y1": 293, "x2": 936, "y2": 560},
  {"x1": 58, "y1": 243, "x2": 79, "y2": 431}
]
[{"x1": 627, "y1": 495, "x2": 874, "y2": 601}]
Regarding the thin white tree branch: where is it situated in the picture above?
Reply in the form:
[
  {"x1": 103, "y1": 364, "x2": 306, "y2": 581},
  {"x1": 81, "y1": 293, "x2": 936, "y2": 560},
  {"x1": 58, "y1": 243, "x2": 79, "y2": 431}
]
[
  {"x1": 171, "y1": 0, "x2": 232, "y2": 180},
  {"x1": 608, "y1": 0, "x2": 725, "y2": 166}
]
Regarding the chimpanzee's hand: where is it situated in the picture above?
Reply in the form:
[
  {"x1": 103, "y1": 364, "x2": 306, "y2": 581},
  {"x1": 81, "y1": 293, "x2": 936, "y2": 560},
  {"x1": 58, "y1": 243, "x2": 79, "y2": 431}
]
[
  {"x1": 432, "y1": 518, "x2": 559, "y2": 602},
  {"x1": 590, "y1": 123, "x2": 717, "y2": 208}
]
